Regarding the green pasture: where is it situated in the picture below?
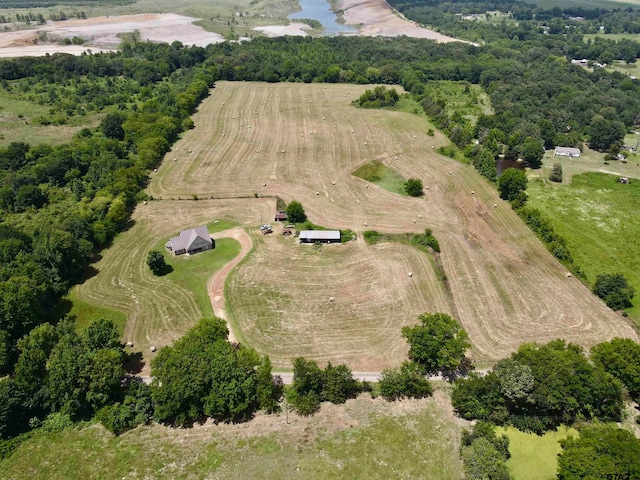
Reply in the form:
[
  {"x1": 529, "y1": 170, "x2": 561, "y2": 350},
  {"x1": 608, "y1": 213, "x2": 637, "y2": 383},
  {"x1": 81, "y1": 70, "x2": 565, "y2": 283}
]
[
  {"x1": 495, "y1": 426, "x2": 578, "y2": 480},
  {"x1": 0, "y1": 397, "x2": 464, "y2": 480},
  {"x1": 0, "y1": 90, "x2": 97, "y2": 147},
  {"x1": 352, "y1": 160, "x2": 409, "y2": 196},
  {"x1": 527, "y1": 172, "x2": 640, "y2": 323}
]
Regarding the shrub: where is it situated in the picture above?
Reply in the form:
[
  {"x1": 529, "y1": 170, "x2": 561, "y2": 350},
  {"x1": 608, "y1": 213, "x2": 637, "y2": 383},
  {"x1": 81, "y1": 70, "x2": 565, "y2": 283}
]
[
  {"x1": 549, "y1": 163, "x2": 563, "y2": 183},
  {"x1": 593, "y1": 273, "x2": 634, "y2": 310},
  {"x1": 405, "y1": 178, "x2": 424, "y2": 197},
  {"x1": 378, "y1": 361, "x2": 433, "y2": 401}
]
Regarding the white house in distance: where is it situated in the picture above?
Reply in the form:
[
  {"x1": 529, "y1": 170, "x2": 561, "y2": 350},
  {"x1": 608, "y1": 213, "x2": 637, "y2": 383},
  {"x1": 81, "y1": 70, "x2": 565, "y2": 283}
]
[
  {"x1": 165, "y1": 225, "x2": 214, "y2": 255},
  {"x1": 554, "y1": 146, "x2": 581, "y2": 158}
]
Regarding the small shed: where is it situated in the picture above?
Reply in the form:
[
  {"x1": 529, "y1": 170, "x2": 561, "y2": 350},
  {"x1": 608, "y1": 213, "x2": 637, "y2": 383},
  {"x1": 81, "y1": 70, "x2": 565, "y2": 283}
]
[
  {"x1": 554, "y1": 147, "x2": 581, "y2": 158},
  {"x1": 275, "y1": 211, "x2": 288, "y2": 222},
  {"x1": 299, "y1": 230, "x2": 341, "y2": 244}
]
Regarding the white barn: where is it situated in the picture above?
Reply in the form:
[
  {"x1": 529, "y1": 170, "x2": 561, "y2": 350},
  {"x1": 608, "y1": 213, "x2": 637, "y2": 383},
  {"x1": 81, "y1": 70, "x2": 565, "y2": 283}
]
[{"x1": 554, "y1": 147, "x2": 581, "y2": 158}]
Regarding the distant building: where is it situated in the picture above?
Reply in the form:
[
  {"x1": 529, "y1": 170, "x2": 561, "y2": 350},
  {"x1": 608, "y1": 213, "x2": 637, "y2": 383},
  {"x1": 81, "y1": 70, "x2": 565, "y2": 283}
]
[
  {"x1": 299, "y1": 230, "x2": 341, "y2": 244},
  {"x1": 554, "y1": 147, "x2": 581, "y2": 158},
  {"x1": 275, "y1": 211, "x2": 288, "y2": 222},
  {"x1": 165, "y1": 225, "x2": 214, "y2": 255}
]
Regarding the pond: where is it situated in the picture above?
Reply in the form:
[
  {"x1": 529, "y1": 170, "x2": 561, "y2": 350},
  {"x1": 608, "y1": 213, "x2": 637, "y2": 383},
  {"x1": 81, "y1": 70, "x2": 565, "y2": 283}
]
[
  {"x1": 288, "y1": 0, "x2": 356, "y2": 35},
  {"x1": 496, "y1": 157, "x2": 525, "y2": 176}
]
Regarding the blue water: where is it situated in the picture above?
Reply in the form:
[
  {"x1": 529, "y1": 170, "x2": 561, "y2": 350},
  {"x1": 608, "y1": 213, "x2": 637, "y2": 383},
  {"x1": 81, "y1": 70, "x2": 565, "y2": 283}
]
[{"x1": 288, "y1": 0, "x2": 356, "y2": 35}]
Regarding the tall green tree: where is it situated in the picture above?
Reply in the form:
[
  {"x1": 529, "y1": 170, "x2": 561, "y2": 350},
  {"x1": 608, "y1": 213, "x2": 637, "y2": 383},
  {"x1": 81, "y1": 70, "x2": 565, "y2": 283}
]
[
  {"x1": 558, "y1": 424, "x2": 640, "y2": 479},
  {"x1": 497, "y1": 168, "x2": 527, "y2": 202},
  {"x1": 378, "y1": 361, "x2": 433, "y2": 401},
  {"x1": 286, "y1": 200, "x2": 307, "y2": 224},
  {"x1": 401, "y1": 312, "x2": 470, "y2": 375},
  {"x1": 591, "y1": 338, "x2": 640, "y2": 399}
]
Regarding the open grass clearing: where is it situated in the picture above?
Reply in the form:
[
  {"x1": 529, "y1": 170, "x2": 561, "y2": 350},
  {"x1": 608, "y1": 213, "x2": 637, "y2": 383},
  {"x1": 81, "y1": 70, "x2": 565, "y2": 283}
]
[
  {"x1": 535, "y1": 145, "x2": 640, "y2": 184},
  {"x1": 424, "y1": 80, "x2": 492, "y2": 123},
  {"x1": 352, "y1": 159, "x2": 409, "y2": 196},
  {"x1": 527, "y1": 172, "x2": 640, "y2": 324},
  {"x1": 0, "y1": 392, "x2": 464, "y2": 480},
  {"x1": 496, "y1": 426, "x2": 578, "y2": 480},
  {"x1": 0, "y1": 89, "x2": 98, "y2": 147},
  {"x1": 147, "y1": 81, "x2": 636, "y2": 368},
  {"x1": 64, "y1": 289, "x2": 128, "y2": 335}
]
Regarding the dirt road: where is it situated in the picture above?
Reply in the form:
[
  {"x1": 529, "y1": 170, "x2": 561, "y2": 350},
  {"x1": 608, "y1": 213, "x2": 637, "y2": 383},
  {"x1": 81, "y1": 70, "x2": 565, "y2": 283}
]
[{"x1": 208, "y1": 227, "x2": 253, "y2": 344}]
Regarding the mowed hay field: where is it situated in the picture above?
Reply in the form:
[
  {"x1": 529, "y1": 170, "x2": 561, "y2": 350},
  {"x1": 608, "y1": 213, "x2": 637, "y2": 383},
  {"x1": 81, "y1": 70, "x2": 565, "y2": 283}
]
[{"x1": 149, "y1": 82, "x2": 638, "y2": 365}]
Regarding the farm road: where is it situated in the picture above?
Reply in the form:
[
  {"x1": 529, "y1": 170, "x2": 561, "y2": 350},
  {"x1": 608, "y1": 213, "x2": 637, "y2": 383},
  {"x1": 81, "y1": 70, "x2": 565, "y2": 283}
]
[{"x1": 207, "y1": 227, "x2": 253, "y2": 344}]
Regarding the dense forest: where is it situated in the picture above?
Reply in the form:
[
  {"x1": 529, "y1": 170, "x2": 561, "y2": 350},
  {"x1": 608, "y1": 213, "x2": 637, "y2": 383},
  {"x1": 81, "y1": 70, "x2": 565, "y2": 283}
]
[{"x1": 1, "y1": 0, "x2": 640, "y2": 469}]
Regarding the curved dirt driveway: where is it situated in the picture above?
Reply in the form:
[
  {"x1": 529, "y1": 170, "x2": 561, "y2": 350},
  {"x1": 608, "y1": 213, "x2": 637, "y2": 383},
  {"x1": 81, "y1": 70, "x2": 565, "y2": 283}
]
[{"x1": 208, "y1": 227, "x2": 253, "y2": 343}]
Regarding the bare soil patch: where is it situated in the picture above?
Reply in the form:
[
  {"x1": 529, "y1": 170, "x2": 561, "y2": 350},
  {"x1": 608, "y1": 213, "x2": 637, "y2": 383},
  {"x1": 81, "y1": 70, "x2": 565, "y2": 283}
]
[
  {"x1": 208, "y1": 227, "x2": 253, "y2": 343},
  {"x1": 0, "y1": 13, "x2": 224, "y2": 57},
  {"x1": 337, "y1": 0, "x2": 466, "y2": 42},
  {"x1": 149, "y1": 81, "x2": 637, "y2": 369}
]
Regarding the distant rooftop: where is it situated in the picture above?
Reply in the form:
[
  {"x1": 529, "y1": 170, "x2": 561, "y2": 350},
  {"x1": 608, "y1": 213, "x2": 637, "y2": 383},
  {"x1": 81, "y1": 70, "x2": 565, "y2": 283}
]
[{"x1": 299, "y1": 230, "x2": 341, "y2": 240}]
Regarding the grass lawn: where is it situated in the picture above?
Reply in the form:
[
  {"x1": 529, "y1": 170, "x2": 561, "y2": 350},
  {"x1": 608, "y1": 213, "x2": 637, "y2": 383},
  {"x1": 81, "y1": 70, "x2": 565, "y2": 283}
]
[
  {"x1": 154, "y1": 219, "x2": 240, "y2": 319},
  {"x1": 527, "y1": 172, "x2": 640, "y2": 324},
  {"x1": 65, "y1": 290, "x2": 128, "y2": 335},
  {"x1": 496, "y1": 426, "x2": 578, "y2": 480},
  {"x1": 352, "y1": 160, "x2": 409, "y2": 196},
  {"x1": 0, "y1": 395, "x2": 464, "y2": 480}
]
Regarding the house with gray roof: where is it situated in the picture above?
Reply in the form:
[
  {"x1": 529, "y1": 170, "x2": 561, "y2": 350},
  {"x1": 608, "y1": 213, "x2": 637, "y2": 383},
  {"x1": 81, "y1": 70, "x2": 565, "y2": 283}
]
[{"x1": 165, "y1": 225, "x2": 214, "y2": 255}]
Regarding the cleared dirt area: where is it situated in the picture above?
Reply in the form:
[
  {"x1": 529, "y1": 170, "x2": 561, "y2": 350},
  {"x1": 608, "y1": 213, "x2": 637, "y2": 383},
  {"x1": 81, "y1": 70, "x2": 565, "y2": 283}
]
[
  {"x1": 337, "y1": 0, "x2": 465, "y2": 41},
  {"x1": 0, "y1": 13, "x2": 224, "y2": 57},
  {"x1": 148, "y1": 81, "x2": 637, "y2": 368}
]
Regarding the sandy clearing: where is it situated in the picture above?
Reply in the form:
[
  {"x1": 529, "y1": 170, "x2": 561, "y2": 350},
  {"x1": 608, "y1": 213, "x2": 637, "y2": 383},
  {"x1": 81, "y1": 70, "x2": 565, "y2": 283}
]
[
  {"x1": 0, "y1": 13, "x2": 225, "y2": 57},
  {"x1": 253, "y1": 22, "x2": 311, "y2": 37},
  {"x1": 337, "y1": 0, "x2": 466, "y2": 42},
  {"x1": 208, "y1": 227, "x2": 253, "y2": 344}
]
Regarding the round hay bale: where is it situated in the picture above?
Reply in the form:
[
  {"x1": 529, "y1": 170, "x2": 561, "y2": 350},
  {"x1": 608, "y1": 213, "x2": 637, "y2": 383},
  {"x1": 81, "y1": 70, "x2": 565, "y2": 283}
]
[
  {"x1": 316, "y1": 191, "x2": 319, "y2": 195},
  {"x1": 150, "y1": 345, "x2": 157, "y2": 352},
  {"x1": 412, "y1": 219, "x2": 416, "y2": 224},
  {"x1": 449, "y1": 171, "x2": 453, "y2": 175},
  {"x1": 365, "y1": 184, "x2": 369, "y2": 188},
  {"x1": 256, "y1": 150, "x2": 260, "y2": 153},
  {"x1": 414, "y1": 135, "x2": 417, "y2": 138},
  {"x1": 143, "y1": 201, "x2": 147, "y2": 205},
  {"x1": 418, "y1": 214, "x2": 422, "y2": 218},
  {"x1": 364, "y1": 142, "x2": 368, "y2": 146},
  {"x1": 364, "y1": 123, "x2": 367, "y2": 126},
  {"x1": 408, "y1": 272, "x2": 413, "y2": 277},
  {"x1": 432, "y1": 145, "x2": 435, "y2": 149},
  {"x1": 332, "y1": 181, "x2": 336, "y2": 185},
  {"x1": 153, "y1": 168, "x2": 158, "y2": 172},
  {"x1": 494, "y1": 204, "x2": 498, "y2": 208},
  {"x1": 364, "y1": 222, "x2": 368, "y2": 227},
  {"x1": 425, "y1": 186, "x2": 429, "y2": 190},
  {"x1": 329, "y1": 297, "x2": 335, "y2": 303},
  {"x1": 301, "y1": 134, "x2": 304, "y2": 137},
  {"x1": 281, "y1": 149, "x2": 285, "y2": 153},
  {"x1": 566, "y1": 272, "x2": 572, "y2": 278},
  {"x1": 222, "y1": 133, "x2": 225, "y2": 137},
  {"x1": 263, "y1": 182, "x2": 267, "y2": 187},
  {"x1": 323, "y1": 117, "x2": 326, "y2": 120},
  {"x1": 471, "y1": 191, "x2": 475, "y2": 195},
  {"x1": 126, "y1": 341, "x2": 133, "y2": 347}
]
